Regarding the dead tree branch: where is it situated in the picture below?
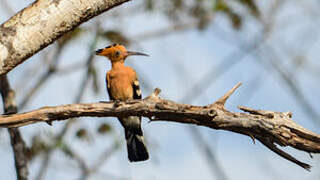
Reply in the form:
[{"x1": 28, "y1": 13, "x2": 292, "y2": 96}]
[
  {"x1": 0, "y1": 83, "x2": 319, "y2": 170},
  {"x1": 0, "y1": 0, "x2": 130, "y2": 75}
]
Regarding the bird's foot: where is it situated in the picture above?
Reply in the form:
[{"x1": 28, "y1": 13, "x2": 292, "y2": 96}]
[
  {"x1": 249, "y1": 133, "x2": 256, "y2": 144},
  {"x1": 113, "y1": 99, "x2": 122, "y2": 107},
  {"x1": 99, "y1": 101, "x2": 110, "y2": 103}
]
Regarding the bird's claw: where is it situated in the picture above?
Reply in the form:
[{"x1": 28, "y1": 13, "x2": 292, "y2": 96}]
[
  {"x1": 99, "y1": 101, "x2": 109, "y2": 103},
  {"x1": 113, "y1": 100, "x2": 122, "y2": 107},
  {"x1": 249, "y1": 134, "x2": 255, "y2": 144}
]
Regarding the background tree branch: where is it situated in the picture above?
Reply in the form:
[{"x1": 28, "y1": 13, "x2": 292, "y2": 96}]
[
  {"x1": 0, "y1": 0, "x2": 130, "y2": 75},
  {"x1": 0, "y1": 83, "x2": 318, "y2": 171},
  {"x1": 0, "y1": 75, "x2": 28, "y2": 180}
]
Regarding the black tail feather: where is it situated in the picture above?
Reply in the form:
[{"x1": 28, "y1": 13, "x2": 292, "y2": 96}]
[{"x1": 125, "y1": 130, "x2": 149, "y2": 162}]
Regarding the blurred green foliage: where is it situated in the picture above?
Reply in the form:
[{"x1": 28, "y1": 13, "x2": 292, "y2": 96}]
[
  {"x1": 56, "y1": 0, "x2": 260, "y2": 49},
  {"x1": 27, "y1": 136, "x2": 49, "y2": 161},
  {"x1": 97, "y1": 123, "x2": 112, "y2": 134},
  {"x1": 101, "y1": 30, "x2": 131, "y2": 46},
  {"x1": 76, "y1": 128, "x2": 88, "y2": 139},
  {"x1": 143, "y1": 0, "x2": 260, "y2": 30}
]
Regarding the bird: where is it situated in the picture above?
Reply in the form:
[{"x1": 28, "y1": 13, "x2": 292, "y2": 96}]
[{"x1": 95, "y1": 44, "x2": 149, "y2": 162}]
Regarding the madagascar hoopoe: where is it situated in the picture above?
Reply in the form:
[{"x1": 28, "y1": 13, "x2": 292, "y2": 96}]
[{"x1": 95, "y1": 44, "x2": 149, "y2": 162}]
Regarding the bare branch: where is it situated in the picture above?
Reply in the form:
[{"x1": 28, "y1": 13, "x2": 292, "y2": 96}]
[
  {"x1": 0, "y1": 84, "x2": 318, "y2": 170},
  {"x1": 0, "y1": 75, "x2": 29, "y2": 180},
  {"x1": 0, "y1": 0, "x2": 130, "y2": 75}
]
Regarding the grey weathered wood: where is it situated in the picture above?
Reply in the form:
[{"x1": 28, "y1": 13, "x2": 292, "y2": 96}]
[{"x1": 0, "y1": 84, "x2": 318, "y2": 170}]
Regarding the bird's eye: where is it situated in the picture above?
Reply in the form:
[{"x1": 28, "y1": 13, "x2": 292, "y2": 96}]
[{"x1": 115, "y1": 51, "x2": 120, "y2": 57}]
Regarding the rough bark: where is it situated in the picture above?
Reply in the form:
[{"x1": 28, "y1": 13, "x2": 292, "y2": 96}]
[
  {"x1": 0, "y1": 75, "x2": 28, "y2": 180},
  {"x1": 0, "y1": 83, "x2": 318, "y2": 170},
  {"x1": 0, "y1": 0, "x2": 130, "y2": 75}
]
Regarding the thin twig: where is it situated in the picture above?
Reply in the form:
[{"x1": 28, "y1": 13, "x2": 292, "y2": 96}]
[
  {"x1": 179, "y1": 35, "x2": 263, "y2": 104},
  {"x1": 35, "y1": 150, "x2": 52, "y2": 180},
  {"x1": 81, "y1": 142, "x2": 119, "y2": 180},
  {"x1": 188, "y1": 127, "x2": 229, "y2": 180}
]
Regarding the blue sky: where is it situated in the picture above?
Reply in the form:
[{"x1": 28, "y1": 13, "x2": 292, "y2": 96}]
[{"x1": 0, "y1": 0, "x2": 320, "y2": 180}]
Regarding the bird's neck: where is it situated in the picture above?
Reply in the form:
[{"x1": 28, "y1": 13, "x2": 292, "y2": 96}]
[{"x1": 111, "y1": 61, "x2": 125, "y2": 70}]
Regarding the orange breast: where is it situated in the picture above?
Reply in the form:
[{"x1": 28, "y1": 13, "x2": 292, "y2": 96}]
[{"x1": 108, "y1": 68, "x2": 135, "y2": 101}]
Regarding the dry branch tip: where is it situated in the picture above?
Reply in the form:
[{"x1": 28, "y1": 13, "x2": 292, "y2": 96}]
[
  {"x1": 213, "y1": 82, "x2": 242, "y2": 107},
  {"x1": 153, "y1": 88, "x2": 161, "y2": 96},
  {"x1": 146, "y1": 88, "x2": 161, "y2": 99},
  {"x1": 249, "y1": 134, "x2": 256, "y2": 144},
  {"x1": 258, "y1": 138, "x2": 311, "y2": 171},
  {"x1": 238, "y1": 106, "x2": 274, "y2": 118}
]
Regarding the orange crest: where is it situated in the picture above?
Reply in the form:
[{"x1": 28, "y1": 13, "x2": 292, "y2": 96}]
[{"x1": 95, "y1": 44, "x2": 149, "y2": 62}]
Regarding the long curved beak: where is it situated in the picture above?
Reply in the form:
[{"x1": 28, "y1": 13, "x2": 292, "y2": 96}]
[{"x1": 126, "y1": 51, "x2": 149, "y2": 57}]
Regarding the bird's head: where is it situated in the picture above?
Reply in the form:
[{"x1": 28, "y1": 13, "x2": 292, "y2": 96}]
[{"x1": 95, "y1": 44, "x2": 149, "y2": 62}]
